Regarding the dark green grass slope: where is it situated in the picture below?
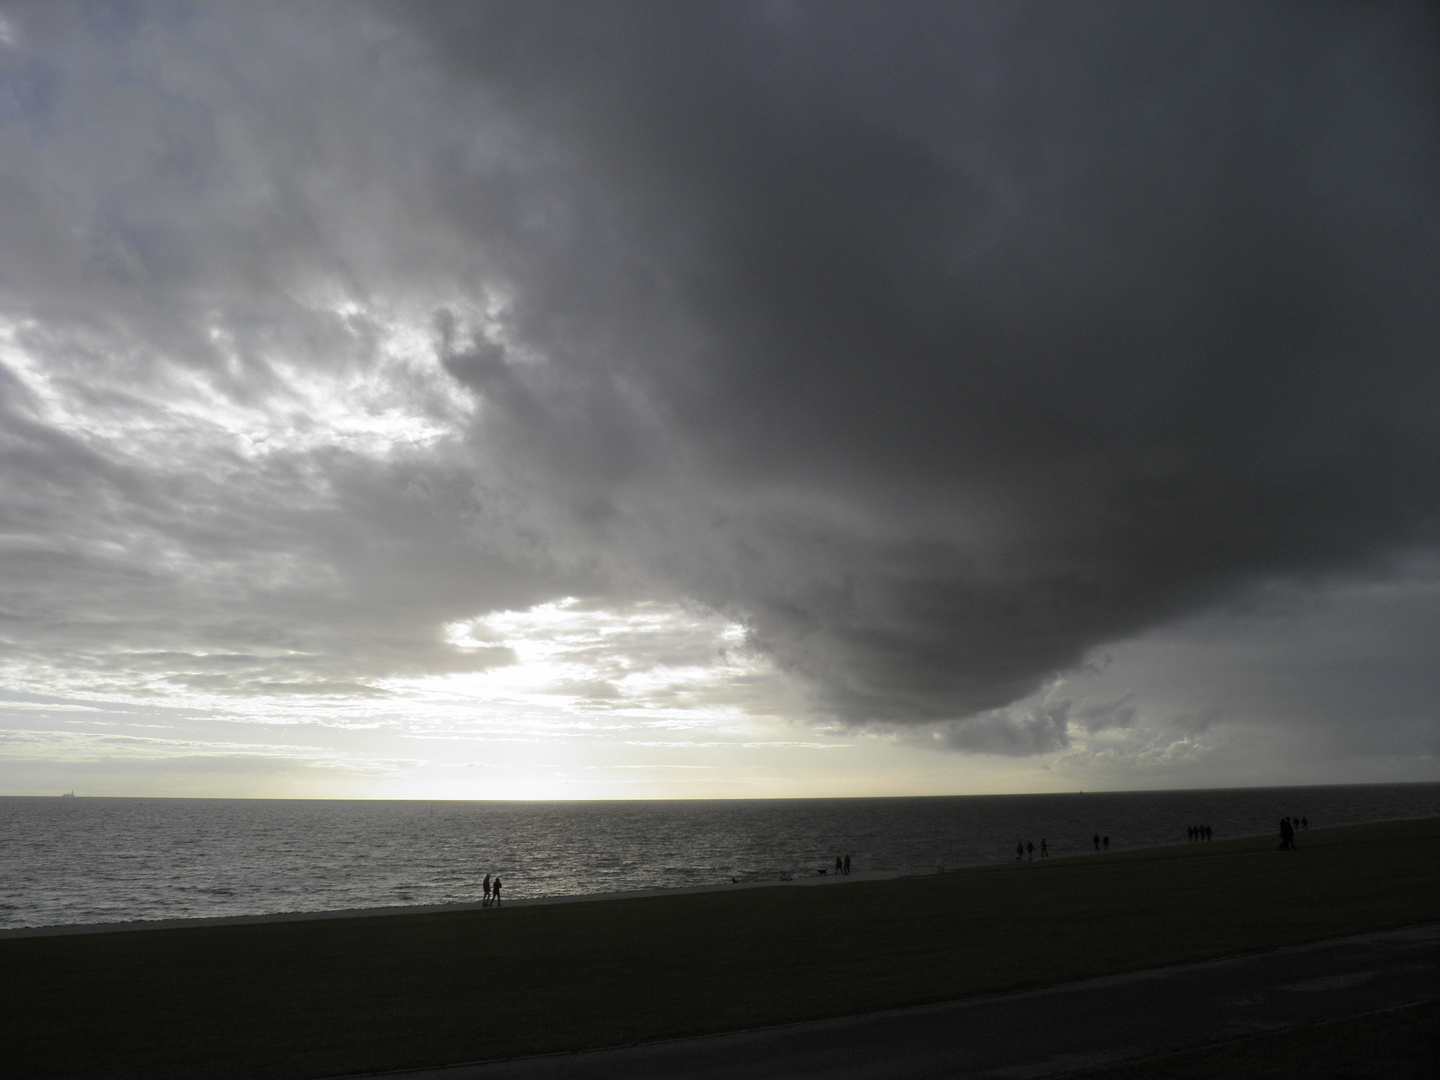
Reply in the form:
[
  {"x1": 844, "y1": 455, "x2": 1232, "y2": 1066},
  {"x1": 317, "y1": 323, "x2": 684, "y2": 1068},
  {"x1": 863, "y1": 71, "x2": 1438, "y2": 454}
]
[
  {"x1": 1066, "y1": 1001, "x2": 1439, "y2": 1080},
  {"x1": 3, "y1": 817, "x2": 1436, "y2": 1080}
]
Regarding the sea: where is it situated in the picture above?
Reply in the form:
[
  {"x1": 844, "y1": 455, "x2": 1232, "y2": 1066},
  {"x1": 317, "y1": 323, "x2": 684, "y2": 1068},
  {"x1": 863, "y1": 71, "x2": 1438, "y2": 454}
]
[{"x1": 2, "y1": 783, "x2": 1436, "y2": 931}]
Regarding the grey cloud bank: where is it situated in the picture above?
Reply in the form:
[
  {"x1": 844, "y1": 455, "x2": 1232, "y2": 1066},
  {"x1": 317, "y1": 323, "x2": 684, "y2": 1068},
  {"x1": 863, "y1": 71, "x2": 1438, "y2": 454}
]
[
  {"x1": 403, "y1": 2, "x2": 1440, "y2": 732},
  {"x1": 0, "y1": 2, "x2": 1436, "y2": 786}
]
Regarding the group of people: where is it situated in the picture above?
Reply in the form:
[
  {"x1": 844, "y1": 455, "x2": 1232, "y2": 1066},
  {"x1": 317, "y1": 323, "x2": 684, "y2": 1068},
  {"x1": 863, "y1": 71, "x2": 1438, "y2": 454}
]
[
  {"x1": 1012, "y1": 816, "x2": 1314, "y2": 861},
  {"x1": 481, "y1": 873, "x2": 503, "y2": 906},
  {"x1": 1016, "y1": 835, "x2": 1113, "y2": 860},
  {"x1": 1016, "y1": 839, "x2": 1049, "y2": 860}
]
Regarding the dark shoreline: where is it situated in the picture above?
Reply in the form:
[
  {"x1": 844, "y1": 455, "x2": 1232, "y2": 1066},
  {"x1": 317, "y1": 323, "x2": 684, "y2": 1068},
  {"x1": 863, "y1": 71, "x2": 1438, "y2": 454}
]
[
  {"x1": 5, "y1": 812, "x2": 1435, "y2": 938},
  {"x1": 7, "y1": 783, "x2": 1435, "y2": 934}
]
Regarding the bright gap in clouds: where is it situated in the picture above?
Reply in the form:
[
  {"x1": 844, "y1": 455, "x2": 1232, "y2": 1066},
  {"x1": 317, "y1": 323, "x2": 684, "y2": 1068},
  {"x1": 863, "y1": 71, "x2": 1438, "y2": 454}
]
[
  {"x1": 441, "y1": 598, "x2": 749, "y2": 708},
  {"x1": 1, "y1": 303, "x2": 471, "y2": 463},
  {"x1": 374, "y1": 599, "x2": 796, "y2": 799}
]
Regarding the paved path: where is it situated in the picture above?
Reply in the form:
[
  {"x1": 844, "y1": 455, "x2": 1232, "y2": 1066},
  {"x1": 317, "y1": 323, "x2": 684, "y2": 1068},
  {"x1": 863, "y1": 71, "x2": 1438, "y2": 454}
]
[{"x1": 346, "y1": 923, "x2": 1437, "y2": 1080}]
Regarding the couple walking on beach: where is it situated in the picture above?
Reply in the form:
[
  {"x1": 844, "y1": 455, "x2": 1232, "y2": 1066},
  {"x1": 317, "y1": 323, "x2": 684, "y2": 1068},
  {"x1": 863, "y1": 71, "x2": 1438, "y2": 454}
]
[
  {"x1": 482, "y1": 873, "x2": 503, "y2": 907},
  {"x1": 1278, "y1": 817, "x2": 1299, "y2": 851}
]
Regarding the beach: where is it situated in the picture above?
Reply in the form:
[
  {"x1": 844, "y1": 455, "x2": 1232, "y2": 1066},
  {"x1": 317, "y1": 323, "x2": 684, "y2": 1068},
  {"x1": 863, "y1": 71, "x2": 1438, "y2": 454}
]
[
  {"x1": 0, "y1": 866, "x2": 907, "y2": 939},
  {"x1": 3, "y1": 817, "x2": 1436, "y2": 1080},
  {"x1": 8, "y1": 784, "x2": 1436, "y2": 932}
]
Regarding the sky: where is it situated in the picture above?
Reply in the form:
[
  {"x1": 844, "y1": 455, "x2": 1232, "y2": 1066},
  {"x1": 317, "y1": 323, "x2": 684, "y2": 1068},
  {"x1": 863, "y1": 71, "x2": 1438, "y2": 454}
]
[{"x1": 1, "y1": 1, "x2": 1437, "y2": 800}]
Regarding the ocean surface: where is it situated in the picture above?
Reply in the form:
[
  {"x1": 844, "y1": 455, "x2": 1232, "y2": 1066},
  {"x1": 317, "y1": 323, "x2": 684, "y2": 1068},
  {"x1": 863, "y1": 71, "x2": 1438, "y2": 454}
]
[{"x1": 2, "y1": 783, "x2": 1436, "y2": 930}]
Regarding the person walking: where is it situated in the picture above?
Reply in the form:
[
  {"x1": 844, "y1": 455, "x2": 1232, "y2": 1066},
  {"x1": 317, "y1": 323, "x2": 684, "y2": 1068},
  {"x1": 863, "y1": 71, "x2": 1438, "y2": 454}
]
[
  {"x1": 843, "y1": 854, "x2": 851, "y2": 876},
  {"x1": 482, "y1": 873, "x2": 491, "y2": 907},
  {"x1": 1040, "y1": 839, "x2": 1048, "y2": 858},
  {"x1": 492, "y1": 876, "x2": 502, "y2": 906}
]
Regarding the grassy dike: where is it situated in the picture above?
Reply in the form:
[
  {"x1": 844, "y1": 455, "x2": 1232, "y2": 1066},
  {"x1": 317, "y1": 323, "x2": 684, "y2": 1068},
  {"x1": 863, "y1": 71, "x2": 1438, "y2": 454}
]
[
  {"x1": 1069, "y1": 1001, "x2": 1438, "y2": 1080},
  {"x1": 3, "y1": 817, "x2": 1437, "y2": 1080}
]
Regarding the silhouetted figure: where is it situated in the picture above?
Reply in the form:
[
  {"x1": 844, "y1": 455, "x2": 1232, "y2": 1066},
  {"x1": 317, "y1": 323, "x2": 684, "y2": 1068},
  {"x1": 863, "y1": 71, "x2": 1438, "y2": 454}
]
[
  {"x1": 1205, "y1": 825, "x2": 1212, "y2": 841},
  {"x1": 1279, "y1": 817, "x2": 1294, "y2": 851},
  {"x1": 482, "y1": 873, "x2": 491, "y2": 907},
  {"x1": 1040, "y1": 839, "x2": 1048, "y2": 858},
  {"x1": 492, "y1": 877, "x2": 502, "y2": 905},
  {"x1": 843, "y1": 854, "x2": 851, "y2": 875},
  {"x1": 1187, "y1": 825, "x2": 1194, "y2": 842},
  {"x1": 1026, "y1": 841, "x2": 1035, "y2": 861},
  {"x1": 1017, "y1": 841, "x2": 1025, "y2": 861},
  {"x1": 1103, "y1": 835, "x2": 1109, "y2": 851},
  {"x1": 1301, "y1": 816, "x2": 1308, "y2": 830},
  {"x1": 1093, "y1": 834, "x2": 1100, "y2": 851},
  {"x1": 835, "y1": 856, "x2": 843, "y2": 875}
]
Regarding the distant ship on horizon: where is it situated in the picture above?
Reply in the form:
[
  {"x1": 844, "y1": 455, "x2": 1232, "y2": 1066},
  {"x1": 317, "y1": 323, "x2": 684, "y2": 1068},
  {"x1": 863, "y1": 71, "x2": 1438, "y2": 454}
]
[{"x1": 60, "y1": 790, "x2": 75, "y2": 798}]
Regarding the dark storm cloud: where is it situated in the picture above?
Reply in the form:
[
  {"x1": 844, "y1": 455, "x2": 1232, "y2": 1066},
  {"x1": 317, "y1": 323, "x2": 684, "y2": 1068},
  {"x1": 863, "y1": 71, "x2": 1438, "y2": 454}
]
[
  {"x1": 2, "y1": 2, "x2": 1436, "y2": 758},
  {"x1": 891, "y1": 699, "x2": 1074, "y2": 757},
  {"x1": 399, "y1": 2, "x2": 1440, "y2": 736}
]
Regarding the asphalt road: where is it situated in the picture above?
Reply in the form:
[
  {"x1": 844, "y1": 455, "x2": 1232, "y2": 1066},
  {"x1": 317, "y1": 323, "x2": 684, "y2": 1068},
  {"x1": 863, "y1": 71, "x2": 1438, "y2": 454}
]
[{"x1": 347, "y1": 923, "x2": 1438, "y2": 1080}]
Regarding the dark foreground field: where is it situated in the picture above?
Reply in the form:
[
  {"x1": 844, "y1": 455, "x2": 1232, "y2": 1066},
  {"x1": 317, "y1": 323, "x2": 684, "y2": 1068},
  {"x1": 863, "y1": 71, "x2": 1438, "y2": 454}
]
[
  {"x1": 1070, "y1": 1001, "x2": 1437, "y2": 1080},
  {"x1": 3, "y1": 817, "x2": 1436, "y2": 1080}
]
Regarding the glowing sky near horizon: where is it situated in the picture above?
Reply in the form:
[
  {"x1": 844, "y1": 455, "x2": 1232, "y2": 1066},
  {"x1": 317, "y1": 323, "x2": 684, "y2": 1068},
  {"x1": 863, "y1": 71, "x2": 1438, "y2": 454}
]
[{"x1": 1, "y1": 2, "x2": 1437, "y2": 799}]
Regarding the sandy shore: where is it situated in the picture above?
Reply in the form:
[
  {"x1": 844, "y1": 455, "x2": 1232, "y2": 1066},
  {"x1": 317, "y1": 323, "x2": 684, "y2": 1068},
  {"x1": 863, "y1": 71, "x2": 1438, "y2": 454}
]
[{"x1": 0, "y1": 867, "x2": 906, "y2": 939}]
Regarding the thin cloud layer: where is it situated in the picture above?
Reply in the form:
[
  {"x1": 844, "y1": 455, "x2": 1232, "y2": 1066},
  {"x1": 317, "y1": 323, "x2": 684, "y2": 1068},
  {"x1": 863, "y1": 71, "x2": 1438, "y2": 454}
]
[{"x1": 1, "y1": 2, "x2": 1437, "y2": 774}]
